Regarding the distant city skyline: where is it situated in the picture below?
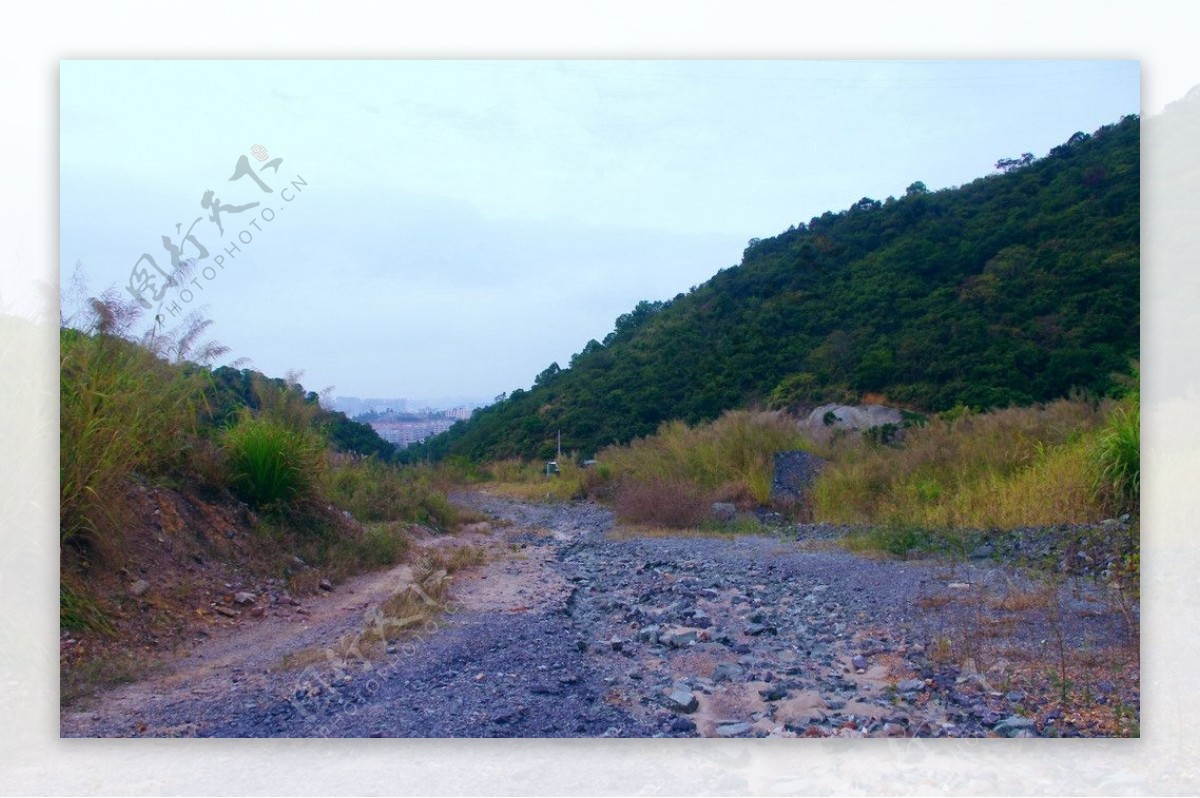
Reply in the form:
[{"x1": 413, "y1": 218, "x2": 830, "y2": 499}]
[{"x1": 328, "y1": 395, "x2": 490, "y2": 416}]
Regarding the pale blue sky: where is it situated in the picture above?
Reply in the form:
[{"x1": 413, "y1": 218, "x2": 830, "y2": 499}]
[{"x1": 60, "y1": 60, "x2": 1139, "y2": 402}]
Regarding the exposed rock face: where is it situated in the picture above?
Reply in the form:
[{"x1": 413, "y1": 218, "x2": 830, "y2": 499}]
[
  {"x1": 802, "y1": 404, "x2": 905, "y2": 444},
  {"x1": 770, "y1": 450, "x2": 827, "y2": 503}
]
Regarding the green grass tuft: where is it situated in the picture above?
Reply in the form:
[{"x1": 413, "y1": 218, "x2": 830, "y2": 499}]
[{"x1": 222, "y1": 411, "x2": 326, "y2": 509}]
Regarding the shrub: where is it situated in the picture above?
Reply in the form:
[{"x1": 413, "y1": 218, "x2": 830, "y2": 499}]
[
  {"x1": 613, "y1": 476, "x2": 709, "y2": 528},
  {"x1": 222, "y1": 411, "x2": 326, "y2": 509}
]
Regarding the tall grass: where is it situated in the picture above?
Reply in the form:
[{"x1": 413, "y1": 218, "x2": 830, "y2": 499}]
[
  {"x1": 323, "y1": 457, "x2": 459, "y2": 531},
  {"x1": 596, "y1": 410, "x2": 813, "y2": 525},
  {"x1": 60, "y1": 327, "x2": 207, "y2": 549},
  {"x1": 222, "y1": 410, "x2": 326, "y2": 509},
  {"x1": 812, "y1": 399, "x2": 1113, "y2": 528},
  {"x1": 1093, "y1": 391, "x2": 1139, "y2": 515},
  {"x1": 601, "y1": 410, "x2": 811, "y2": 501}
]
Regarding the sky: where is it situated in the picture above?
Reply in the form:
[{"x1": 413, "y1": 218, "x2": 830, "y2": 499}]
[{"x1": 59, "y1": 60, "x2": 1140, "y2": 406}]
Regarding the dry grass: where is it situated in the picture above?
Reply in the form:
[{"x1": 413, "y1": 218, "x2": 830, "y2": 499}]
[
  {"x1": 279, "y1": 543, "x2": 486, "y2": 670},
  {"x1": 612, "y1": 477, "x2": 709, "y2": 528},
  {"x1": 909, "y1": 573, "x2": 1139, "y2": 736},
  {"x1": 598, "y1": 410, "x2": 812, "y2": 507},
  {"x1": 813, "y1": 398, "x2": 1115, "y2": 529},
  {"x1": 607, "y1": 522, "x2": 739, "y2": 541}
]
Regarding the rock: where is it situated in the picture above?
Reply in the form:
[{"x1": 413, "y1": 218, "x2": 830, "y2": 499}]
[
  {"x1": 249, "y1": 606, "x2": 266, "y2": 617},
  {"x1": 234, "y1": 591, "x2": 257, "y2": 606},
  {"x1": 1006, "y1": 690, "x2": 1026, "y2": 703},
  {"x1": 896, "y1": 679, "x2": 925, "y2": 693},
  {"x1": 664, "y1": 628, "x2": 700, "y2": 648},
  {"x1": 213, "y1": 605, "x2": 239, "y2": 618},
  {"x1": 711, "y1": 502, "x2": 737, "y2": 523},
  {"x1": 716, "y1": 722, "x2": 753, "y2": 737},
  {"x1": 609, "y1": 636, "x2": 625, "y2": 652},
  {"x1": 128, "y1": 579, "x2": 150, "y2": 597},
  {"x1": 851, "y1": 655, "x2": 868, "y2": 671},
  {"x1": 318, "y1": 578, "x2": 333, "y2": 591},
  {"x1": 666, "y1": 689, "x2": 699, "y2": 713},
  {"x1": 744, "y1": 623, "x2": 776, "y2": 636},
  {"x1": 993, "y1": 715, "x2": 1038, "y2": 737},
  {"x1": 637, "y1": 624, "x2": 661, "y2": 644},
  {"x1": 804, "y1": 404, "x2": 905, "y2": 443},
  {"x1": 712, "y1": 663, "x2": 744, "y2": 683},
  {"x1": 770, "y1": 450, "x2": 827, "y2": 502},
  {"x1": 669, "y1": 716, "x2": 696, "y2": 733},
  {"x1": 759, "y1": 685, "x2": 788, "y2": 702}
]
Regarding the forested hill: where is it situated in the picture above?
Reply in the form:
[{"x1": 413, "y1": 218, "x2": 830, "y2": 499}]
[{"x1": 419, "y1": 115, "x2": 1140, "y2": 462}]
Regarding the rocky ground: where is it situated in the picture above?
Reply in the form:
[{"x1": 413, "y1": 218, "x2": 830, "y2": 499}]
[{"x1": 61, "y1": 493, "x2": 1139, "y2": 738}]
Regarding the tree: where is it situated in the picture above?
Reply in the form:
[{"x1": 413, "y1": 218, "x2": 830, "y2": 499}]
[{"x1": 534, "y1": 362, "x2": 562, "y2": 388}]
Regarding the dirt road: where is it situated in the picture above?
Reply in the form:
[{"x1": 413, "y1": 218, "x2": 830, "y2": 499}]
[{"x1": 61, "y1": 493, "x2": 1138, "y2": 737}]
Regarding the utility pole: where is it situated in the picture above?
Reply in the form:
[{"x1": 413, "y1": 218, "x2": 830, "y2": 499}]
[{"x1": 557, "y1": 429, "x2": 562, "y2": 460}]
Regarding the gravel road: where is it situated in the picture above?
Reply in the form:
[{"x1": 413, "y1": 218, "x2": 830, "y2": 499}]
[{"x1": 61, "y1": 493, "x2": 1137, "y2": 738}]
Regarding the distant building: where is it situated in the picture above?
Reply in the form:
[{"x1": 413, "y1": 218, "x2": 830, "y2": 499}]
[{"x1": 369, "y1": 418, "x2": 455, "y2": 448}]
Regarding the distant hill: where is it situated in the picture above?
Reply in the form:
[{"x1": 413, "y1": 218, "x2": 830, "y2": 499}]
[{"x1": 418, "y1": 115, "x2": 1140, "y2": 462}]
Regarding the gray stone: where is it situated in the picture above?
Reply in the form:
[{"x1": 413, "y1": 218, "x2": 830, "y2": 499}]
[
  {"x1": 1006, "y1": 690, "x2": 1026, "y2": 703},
  {"x1": 669, "y1": 716, "x2": 696, "y2": 733},
  {"x1": 637, "y1": 624, "x2": 661, "y2": 643},
  {"x1": 716, "y1": 722, "x2": 753, "y2": 737},
  {"x1": 711, "y1": 502, "x2": 737, "y2": 523},
  {"x1": 128, "y1": 579, "x2": 150, "y2": 597},
  {"x1": 770, "y1": 450, "x2": 828, "y2": 502},
  {"x1": 234, "y1": 591, "x2": 257, "y2": 606},
  {"x1": 666, "y1": 689, "x2": 699, "y2": 713},
  {"x1": 318, "y1": 578, "x2": 333, "y2": 591},
  {"x1": 759, "y1": 684, "x2": 788, "y2": 702},
  {"x1": 851, "y1": 655, "x2": 868, "y2": 671},
  {"x1": 665, "y1": 628, "x2": 700, "y2": 648},
  {"x1": 993, "y1": 715, "x2": 1038, "y2": 737},
  {"x1": 712, "y1": 663, "x2": 744, "y2": 683},
  {"x1": 609, "y1": 636, "x2": 625, "y2": 652},
  {"x1": 896, "y1": 679, "x2": 926, "y2": 693},
  {"x1": 970, "y1": 544, "x2": 995, "y2": 559}
]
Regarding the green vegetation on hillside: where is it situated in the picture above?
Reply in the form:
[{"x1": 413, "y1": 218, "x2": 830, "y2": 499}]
[
  {"x1": 59, "y1": 293, "x2": 457, "y2": 639},
  {"x1": 418, "y1": 115, "x2": 1139, "y2": 462}
]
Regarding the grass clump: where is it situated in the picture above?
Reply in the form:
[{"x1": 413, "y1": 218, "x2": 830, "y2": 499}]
[
  {"x1": 222, "y1": 410, "x2": 326, "y2": 509},
  {"x1": 612, "y1": 477, "x2": 709, "y2": 529},
  {"x1": 1092, "y1": 389, "x2": 1139, "y2": 516}
]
